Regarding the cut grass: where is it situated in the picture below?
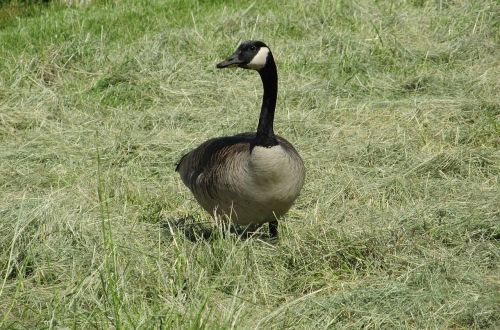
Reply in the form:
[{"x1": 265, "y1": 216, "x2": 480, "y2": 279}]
[{"x1": 1, "y1": 0, "x2": 499, "y2": 328}]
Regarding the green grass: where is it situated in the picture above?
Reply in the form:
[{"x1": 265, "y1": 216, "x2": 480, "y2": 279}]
[{"x1": 1, "y1": 0, "x2": 499, "y2": 328}]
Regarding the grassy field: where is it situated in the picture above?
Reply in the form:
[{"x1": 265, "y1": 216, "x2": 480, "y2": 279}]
[{"x1": 0, "y1": 0, "x2": 499, "y2": 328}]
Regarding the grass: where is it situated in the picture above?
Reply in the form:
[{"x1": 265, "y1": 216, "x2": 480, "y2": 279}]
[{"x1": 0, "y1": 0, "x2": 499, "y2": 328}]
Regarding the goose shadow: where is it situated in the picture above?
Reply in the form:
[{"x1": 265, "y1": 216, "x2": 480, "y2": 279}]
[
  {"x1": 160, "y1": 217, "x2": 272, "y2": 242},
  {"x1": 161, "y1": 216, "x2": 212, "y2": 242}
]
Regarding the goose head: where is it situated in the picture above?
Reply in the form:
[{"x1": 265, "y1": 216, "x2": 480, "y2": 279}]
[{"x1": 216, "y1": 40, "x2": 272, "y2": 71}]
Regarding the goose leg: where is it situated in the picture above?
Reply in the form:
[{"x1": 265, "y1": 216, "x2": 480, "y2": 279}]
[{"x1": 269, "y1": 221, "x2": 278, "y2": 238}]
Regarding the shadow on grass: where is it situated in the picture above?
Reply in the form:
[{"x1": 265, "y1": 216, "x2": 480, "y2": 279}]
[
  {"x1": 161, "y1": 216, "x2": 212, "y2": 242},
  {"x1": 160, "y1": 217, "x2": 273, "y2": 242}
]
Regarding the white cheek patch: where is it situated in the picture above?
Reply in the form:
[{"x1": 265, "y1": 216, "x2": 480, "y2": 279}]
[{"x1": 247, "y1": 47, "x2": 269, "y2": 70}]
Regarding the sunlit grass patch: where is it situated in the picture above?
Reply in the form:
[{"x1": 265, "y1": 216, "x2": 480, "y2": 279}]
[{"x1": 0, "y1": 0, "x2": 499, "y2": 328}]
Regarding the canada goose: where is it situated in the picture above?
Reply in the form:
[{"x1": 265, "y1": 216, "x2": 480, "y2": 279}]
[{"x1": 176, "y1": 40, "x2": 305, "y2": 238}]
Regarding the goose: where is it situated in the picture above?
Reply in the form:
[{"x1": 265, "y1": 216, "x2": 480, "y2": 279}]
[{"x1": 175, "y1": 40, "x2": 305, "y2": 238}]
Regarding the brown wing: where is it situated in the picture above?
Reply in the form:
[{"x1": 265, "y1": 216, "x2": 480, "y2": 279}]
[{"x1": 175, "y1": 132, "x2": 255, "y2": 196}]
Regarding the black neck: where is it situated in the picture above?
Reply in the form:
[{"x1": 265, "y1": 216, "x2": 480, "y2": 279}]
[{"x1": 255, "y1": 54, "x2": 278, "y2": 147}]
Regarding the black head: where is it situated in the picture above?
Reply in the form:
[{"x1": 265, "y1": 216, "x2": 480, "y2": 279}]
[{"x1": 216, "y1": 40, "x2": 271, "y2": 71}]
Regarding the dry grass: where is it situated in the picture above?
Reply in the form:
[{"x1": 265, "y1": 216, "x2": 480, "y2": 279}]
[{"x1": 0, "y1": 0, "x2": 499, "y2": 328}]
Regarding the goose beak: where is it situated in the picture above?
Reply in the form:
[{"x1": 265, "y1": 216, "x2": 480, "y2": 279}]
[{"x1": 216, "y1": 53, "x2": 243, "y2": 69}]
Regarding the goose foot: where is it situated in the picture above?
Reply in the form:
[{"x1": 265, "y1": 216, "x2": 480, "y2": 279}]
[{"x1": 269, "y1": 221, "x2": 278, "y2": 238}]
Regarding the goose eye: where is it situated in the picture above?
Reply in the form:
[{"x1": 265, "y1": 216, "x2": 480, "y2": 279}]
[{"x1": 250, "y1": 45, "x2": 257, "y2": 51}]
